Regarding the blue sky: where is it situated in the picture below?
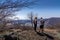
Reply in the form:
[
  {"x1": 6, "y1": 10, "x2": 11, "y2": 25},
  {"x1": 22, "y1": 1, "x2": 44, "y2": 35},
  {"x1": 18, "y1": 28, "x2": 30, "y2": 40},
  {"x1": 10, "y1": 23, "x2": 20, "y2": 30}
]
[
  {"x1": 0, "y1": 0, "x2": 60, "y2": 19},
  {"x1": 14, "y1": 0, "x2": 60, "y2": 19}
]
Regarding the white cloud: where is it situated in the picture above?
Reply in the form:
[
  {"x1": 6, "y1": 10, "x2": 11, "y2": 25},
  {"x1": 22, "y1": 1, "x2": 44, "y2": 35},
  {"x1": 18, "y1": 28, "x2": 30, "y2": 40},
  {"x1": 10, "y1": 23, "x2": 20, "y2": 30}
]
[{"x1": 12, "y1": 15, "x2": 28, "y2": 20}]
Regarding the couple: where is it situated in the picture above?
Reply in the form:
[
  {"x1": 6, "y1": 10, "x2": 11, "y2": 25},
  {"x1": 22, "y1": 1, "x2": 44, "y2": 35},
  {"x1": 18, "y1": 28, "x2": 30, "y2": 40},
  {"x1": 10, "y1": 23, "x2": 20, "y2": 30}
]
[{"x1": 33, "y1": 17, "x2": 45, "y2": 33}]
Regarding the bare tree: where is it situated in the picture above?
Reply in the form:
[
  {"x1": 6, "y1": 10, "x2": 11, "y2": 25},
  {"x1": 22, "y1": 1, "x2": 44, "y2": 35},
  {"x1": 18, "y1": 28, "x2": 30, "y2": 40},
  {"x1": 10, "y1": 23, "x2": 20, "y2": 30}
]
[
  {"x1": 0, "y1": 9, "x2": 14, "y2": 28},
  {"x1": 0, "y1": 0, "x2": 38, "y2": 29},
  {"x1": 0, "y1": 0, "x2": 38, "y2": 9},
  {"x1": 27, "y1": 12, "x2": 38, "y2": 27},
  {"x1": 27, "y1": 12, "x2": 34, "y2": 27}
]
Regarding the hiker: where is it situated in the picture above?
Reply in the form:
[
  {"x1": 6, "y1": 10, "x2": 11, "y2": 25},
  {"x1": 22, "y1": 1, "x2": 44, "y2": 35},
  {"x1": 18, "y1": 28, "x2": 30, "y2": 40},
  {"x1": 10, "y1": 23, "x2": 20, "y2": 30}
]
[
  {"x1": 33, "y1": 17, "x2": 37, "y2": 32},
  {"x1": 39, "y1": 17, "x2": 45, "y2": 33}
]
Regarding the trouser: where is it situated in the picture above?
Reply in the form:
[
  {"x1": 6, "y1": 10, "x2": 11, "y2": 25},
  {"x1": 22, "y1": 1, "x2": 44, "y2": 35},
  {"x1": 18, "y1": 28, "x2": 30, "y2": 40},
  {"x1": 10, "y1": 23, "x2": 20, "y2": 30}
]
[{"x1": 34, "y1": 24, "x2": 37, "y2": 31}]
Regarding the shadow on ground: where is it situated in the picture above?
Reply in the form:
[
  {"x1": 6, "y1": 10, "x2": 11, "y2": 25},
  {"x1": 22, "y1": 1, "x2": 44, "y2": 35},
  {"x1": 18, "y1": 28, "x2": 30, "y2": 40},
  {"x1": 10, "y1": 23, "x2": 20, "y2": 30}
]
[{"x1": 36, "y1": 31, "x2": 54, "y2": 40}]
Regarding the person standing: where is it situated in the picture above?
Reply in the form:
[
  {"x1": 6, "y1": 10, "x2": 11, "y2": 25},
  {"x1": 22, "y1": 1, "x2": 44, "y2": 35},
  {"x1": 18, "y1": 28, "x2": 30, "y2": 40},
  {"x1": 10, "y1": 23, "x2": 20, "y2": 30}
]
[
  {"x1": 33, "y1": 17, "x2": 37, "y2": 32},
  {"x1": 39, "y1": 17, "x2": 45, "y2": 33}
]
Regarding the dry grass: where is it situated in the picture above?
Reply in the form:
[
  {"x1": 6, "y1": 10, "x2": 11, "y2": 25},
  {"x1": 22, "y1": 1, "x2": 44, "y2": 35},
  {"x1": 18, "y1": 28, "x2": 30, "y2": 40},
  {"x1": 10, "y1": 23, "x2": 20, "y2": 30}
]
[
  {"x1": 0, "y1": 27, "x2": 60, "y2": 40},
  {"x1": 17, "y1": 30, "x2": 46, "y2": 40}
]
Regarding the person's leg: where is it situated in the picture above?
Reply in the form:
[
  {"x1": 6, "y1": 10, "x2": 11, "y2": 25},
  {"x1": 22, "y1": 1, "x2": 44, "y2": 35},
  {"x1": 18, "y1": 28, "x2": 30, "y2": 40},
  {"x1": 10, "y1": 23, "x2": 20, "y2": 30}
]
[
  {"x1": 41, "y1": 29, "x2": 42, "y2": 33},
  {"x1": 40, "y1": 25, "x2": 42, "y2": 33},
  {"x1": 39, "y1": 25, "x2": 40, "y2": 32},
  {"x1": 42, "y1": 25, "x2": 44, "y2": 33},
  {"x1": 34, "y1": 24, "x2": 36, "y2": 31}
]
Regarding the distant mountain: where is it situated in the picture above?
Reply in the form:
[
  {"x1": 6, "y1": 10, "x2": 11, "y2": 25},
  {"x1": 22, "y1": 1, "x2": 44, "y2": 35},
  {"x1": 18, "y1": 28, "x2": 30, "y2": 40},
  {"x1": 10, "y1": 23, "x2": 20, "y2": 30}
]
[
  {"x1": 11, "y1": 20, "x2": 31, "y2": 24},
  {"x1": 10, "y1": 17, "x2": 60, "y2": 29},
  {"x1": 45, "y1": 17, "x2": 60, "y2": 29}
]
